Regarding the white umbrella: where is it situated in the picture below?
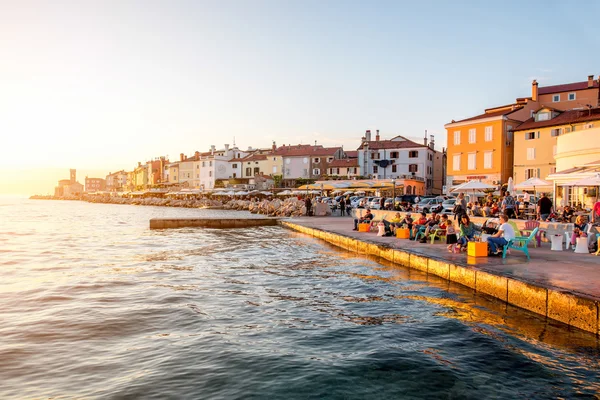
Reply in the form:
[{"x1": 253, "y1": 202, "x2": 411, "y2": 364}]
[
  {"x1": 260, "y1": 191, "x2": 273, "y2": 196},
  {"x1": 507, "y1": 177, "x2": 515, "y2": 194},
  {"x1": 451, "y1": 180, "x2": 496, "y2": 193},
  {"x1": 514, "y1": 177, "x2": 552, "y2": 190},
  {"x1": 277, "y1": 190, "x2": 292, "y2": 196},
  {"x1": 571, "y1": 173, "x2": 600, "y2": 187},
  {"x1": 235, "y1": 191, "x2": 249, "y2": 196}
]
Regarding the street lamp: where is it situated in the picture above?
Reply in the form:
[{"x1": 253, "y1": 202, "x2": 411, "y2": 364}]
[{"x1": 392, "y1": 178, "x2": 396, "y2": 210}]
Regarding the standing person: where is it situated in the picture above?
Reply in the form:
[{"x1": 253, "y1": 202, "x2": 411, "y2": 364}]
[
  {"x1": 380, "y1": 196, "x2": 386, "y2": 210},
  {"x1": 502, "y1": 191, "x2": 517, "y2": 219},
  {"x1": 304, "y1": 196, "x2": 312, "y2": 216},
  {"x1": 414, "y1": 195, "x2": 421, "y2": 204},
  {"x1": 487, "y1": 214, "x2": 516, "y2": 255},
  {"x1": 537, "y1": 193, "x2": 553, "y2": 221},
  {"x1": 339, "y1": 197, "x2": 346, "y2": 217},
  {"x1": 453, "y1": 193, "x2": 467, "y2": 220},
  {"x1": 592, "y1": 198, "x2": 600, "y2": 223}
]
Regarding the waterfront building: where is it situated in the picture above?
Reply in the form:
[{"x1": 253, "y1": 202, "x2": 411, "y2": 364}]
[
  {"x1": 446, "y1": 75, "x2": 600, "y2": 188},
  {"x1": 133, "y1": 162, "x2": 148, "y2": 190},
  {"x1": 327, "y1": 159, "x2": 360, "y2": 178},
  {"x1": 105, "y1": 170, "x2": 128, "y2": 192},
  {"x1": 432, "y1": 148, "x2": 447, "y2": 195},
  {"x1": 54, "y1": 169, "x2": 83, "y2": 197},
  {"x1": 357, "y1": 130, "x2": 436, "y2": 194},
  {"x1": 146, "y1": 157, "x2": 168, "y2": 187},
  {"x1": 165, "y1": 162, "x2": 179, "y2": 186},
  {"x1": 177, "y1": 153, "x2": 195, "y2": 188},
  {"x1": 84, "y1": 177, "x2": 106, "y2": 192},
  {"x1": 198, "y1": 144, "x2": 250, "y2": 189},
  {"x1": 273, "y1": 144, "x2": 344, "y2": 187},
  {"x1": 125, "y1": 171, "x2": 135, "y2": 191}
]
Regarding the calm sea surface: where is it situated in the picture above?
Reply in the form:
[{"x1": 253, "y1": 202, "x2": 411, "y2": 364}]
[{"x1": 1, "y1": 197, "x2": 599, "y2": 399}]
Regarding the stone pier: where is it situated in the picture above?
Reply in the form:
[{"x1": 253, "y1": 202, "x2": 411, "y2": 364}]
[{"x1": 150, "y1": 217, "x2": 279, "y2": 229}]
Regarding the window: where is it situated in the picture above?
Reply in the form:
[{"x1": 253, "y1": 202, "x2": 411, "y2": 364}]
[
  {"x1": 254, "y1": 167, "x2": 260, "y2": 175},
  {"x1": 467, "y1": 153, "x2": 476, "y2": 170},
  {"x1": 392, "y1": 165, "x2": 397, "y2": 173},
  {"x1": 285, "y1": 168, "x2": 290, "y2": 175},
  {"x1": 565, "y1": 126, "x2": 572, "y2": 133},
  {"x1": 550, "y1": 128, "x2": 562, "y2": 137},
  {"x1": 272, "y1": 166, "x2": 277, "y2": 174},
  {"x1": 246, "y1": 167, "x2": 252, "y2": 176},
  {"x1": 209, "y1": 171, "x2": 212, "y2": 177},
  {"x1": 373, "y1": 166, "x2": 378, "y2": 173},
  {"x1": 196, "y1": 165, "x2": 199, "y2": 169},
  {"x1": 209, "y1": 161, "x2": 212, "y2": 167},
  {"x1": 485, "y1": 126, "x2": 493, "y2": 141},
  {"x1": 232, "y1": 173, "x2": 237, "y2": 178},
  {"x1": 453, "y1": 154, "x2": 461, "y2": 171},
  {"x1": 527, "y1": 148, "x2": 536, "y2": 160},
  {"x1": 568, "y1": 93, "x2": 576, "y2": 101},
  {"x1": 484, "y1": 151, "x2": 493, "y2": 169},
  {"x1": 370, "y1": 152, "x2": 380, "y2": 160},
  {"x1": 202, "y1": 162, "x2": 206, "y2": 167},
  {"x1": 454, "y1": 131, "x2": 461, "y2": 145},
  {"x1": 312, "y1": 168, "x2": 320, "y2": 175},
  {"x1": 409, "y1": 151, "x2": 418, "y2": 158},
  {"x1": 584, "y1": 123, "x2": 594, "y2": 129},
  {"x1": 303, "y1": 158, "x2": 308, "y2": 164},
  {"x1": 390, "y1": 151, "x2": 399, "y2": 159},
  {"x1": 525, "y1": 132, "x2": 535, "y2": 140},
  {"x1": 468, "y1": 128, "x2": 476, "y2": 143},
  {"x1": 313, "y1": 158, "x2": 320, "y2": 163},
  {"x1": 327, "y1": 157, "x2": 333, "y2": 162},
  {"x1": 553, "y1": 94, "x2": 560, "y2": 102},
  {"x1": 537, "y1": 113, "x2": 549, "y2": 121},
  {"x1": 232, "y1": 164, "x2": 238, "y2": 168},
  {"x1": 408, "y1": 164, "x2": 418, "y2": 173},
  {"x1": 525, "y1": 168, "x2": 540, "y2": 179}
]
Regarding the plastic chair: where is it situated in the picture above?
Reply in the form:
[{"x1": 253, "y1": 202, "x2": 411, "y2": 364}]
[
  {"x1": 502, "y1": 227, "x2": 539, "y2": 260},
  {"x1": 430, "y1": 228, "x2": 447, "y2": 244},
  {"x1": 521, "y1": 220, "x2": 541, "y2": 247}
]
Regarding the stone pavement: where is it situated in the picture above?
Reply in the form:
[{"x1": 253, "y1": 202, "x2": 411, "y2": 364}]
[{"x1": 288, "y1": 216, "x2": 600, "y2": 300}]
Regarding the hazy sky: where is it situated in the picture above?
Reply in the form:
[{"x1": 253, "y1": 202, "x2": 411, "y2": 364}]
[{"x1": 2, "y1": 0, "x2": 600, "y2": 194}]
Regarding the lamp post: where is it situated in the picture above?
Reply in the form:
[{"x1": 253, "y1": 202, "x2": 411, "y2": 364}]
[{"x1": 392, "y1": 178, "x2": 396, "y2": 210}]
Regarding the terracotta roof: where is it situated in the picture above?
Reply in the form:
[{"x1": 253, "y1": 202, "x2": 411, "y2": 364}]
[
  {"x1": 231, "y1": 154, "x2": 269, "y2": 163},
  {"x1": 449, "y1": 106, "x2": 523, "y2": 124},
  {"x1": 539, "y1": 80, "x2": 599, "y2": 95},
  {"x1": 356, "y1": 138, "x2": 428, "y2": 151},
  {"x1": 328, "y1": 158, "x2": 359, "y2": 167},
  {"x1": 273, "y1": 145, "x2": 340, "y2": 157},
  {"x1": 345, "y1": 151, "x2": 358, "y2": 158},
  {"x1": 514, "y1": 108, "x2": 600, "y2": 131}
]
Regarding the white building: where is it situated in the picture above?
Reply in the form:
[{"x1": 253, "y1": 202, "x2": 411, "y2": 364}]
[
  {"x1": 357, "y1": 130, "x2": 438, "y2": 194},
  {"x1": 198, "y1": 144, "x2": 249, "y2": 189}
]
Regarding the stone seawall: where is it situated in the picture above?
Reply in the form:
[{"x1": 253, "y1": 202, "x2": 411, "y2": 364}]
[
  {"x1": 282, "y1": 221, "x2": 599, "y2": 336},
  {"x1": 150, "y1": 218, "x2": 279, "y2": 229}
]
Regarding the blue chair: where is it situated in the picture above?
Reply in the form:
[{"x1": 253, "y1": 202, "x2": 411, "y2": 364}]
[{"x1": 502, "y1": 227, "x2": 539, "y2": 260}]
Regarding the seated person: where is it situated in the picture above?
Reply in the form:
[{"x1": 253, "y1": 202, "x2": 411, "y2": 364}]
[
  {"x1": 482, "y1": 201, "x2": 492, "y2": 217},
  {"x1": 411, "y1": 212, "x2": 429, "y2": 240},
  {"x1": 421, "y1": 213, "x2": 442, "y2": 241},
  {"x1": 561, "y1": 205, "x2": 574, "y2": 223},
  {"x1": 471, "y1": 202, "x2": 482, "y2": 217},
  {"x1": 491, "y1": 202, "x2": 500, "y2": 216},
  {"x1": 487, "y1": 214, "x2": 516, "y2": 255},
  {"x1": 570, "y1": 215, "x2": 588, "y2": 246},
  {"x1": 481, "y1": 218, "x2": 499, "y2": 234},
  {"x1": 457, "y1": 214, "x2": 477, "y2": 251},
  {"x1": 424, "y1": 214, "x2": 448, "y2": 239},
  {"x1": 353, "y1": 208, "x2": 374, "y2": 230},
  {"x1": 401, "y1": 213, "x2": 414, "y2": 230}
]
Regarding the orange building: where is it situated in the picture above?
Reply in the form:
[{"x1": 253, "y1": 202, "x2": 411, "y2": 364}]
[
  {"x1": 446, "y1": 74, "x2": 600, "y2": 188},
  {"x1": 445, "y1": 102, "x2": 535, "y2": 187}
]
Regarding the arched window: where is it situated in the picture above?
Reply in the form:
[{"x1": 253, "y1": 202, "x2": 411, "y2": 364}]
[{"x1": 406, "y1": 186, "x2": 412, "y2": 195}]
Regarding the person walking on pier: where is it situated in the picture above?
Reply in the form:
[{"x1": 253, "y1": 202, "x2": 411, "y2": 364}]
[
  {"x1": 339, "y1": 197, "x2": 346, "y2": 217},
  {"x1": 305, "y1": 197, "x2": 312, "y2": 216}
]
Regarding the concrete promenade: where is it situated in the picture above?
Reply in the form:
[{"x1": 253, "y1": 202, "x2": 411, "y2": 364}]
[{"x1": 282, "y1": 215, "x2": 600, "y2": 336}]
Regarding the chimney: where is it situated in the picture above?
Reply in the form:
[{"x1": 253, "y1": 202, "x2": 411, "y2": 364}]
[
  {"x1": 211, "y1": 145, "x2": 215, "y2": 156},
  {"x1": 375, "y1": 129, "x2": 380, "y2": 141},
  {"x1": 532, "y1": 79, "x2": 538, "y2": 102},
  {"x1": 224, "y1": 144, "x2": 230, "y2": 152},
  {"x1": 588, "y1": 75, "x2": 594, "y2": 88},
  {"x1": 138, "y1": 161, "x2": 142, "y2": 167},
  {"x1": 195, "y1": 151, "x2": 200, "y2": 160},
  {"x1": 365, "y1": 130, "x2": 371, "y2": 141},
  {"x1": 179, "y1": 153, "x2": 184, "y2": 162},
  {"x1": 424, "y1": 129, "x2": 428, "y2": 146},
  {"x1": 430, "y1": 135, "x2": 435, "y2": 149},
  {"x1": 272, "y1": 141, "x2": 276, "y2": 151}
]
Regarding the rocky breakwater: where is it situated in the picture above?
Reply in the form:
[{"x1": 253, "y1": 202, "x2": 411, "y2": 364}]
[
  {"x1": 30, "y1": 194, "x2": 223, "y2": 209},
  {"x1": 224, "y1": 198, "x2": 306, "y2": 217}
]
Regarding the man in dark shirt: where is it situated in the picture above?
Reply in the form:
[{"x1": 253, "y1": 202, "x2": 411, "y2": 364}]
[
  {"x1": 353, "y1": 209, "x2": 373, "y2": 230},
  {"x1": 537, "y1": 193, "x2": 553, "y2": 221},
  {"x1": 561, "y1": 205, "x2": 574, "y2": 223}
]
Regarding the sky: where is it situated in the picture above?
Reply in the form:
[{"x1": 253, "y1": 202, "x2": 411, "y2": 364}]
[{"x1": 2, "y1": 0, "x2": 600, "y2": 194}]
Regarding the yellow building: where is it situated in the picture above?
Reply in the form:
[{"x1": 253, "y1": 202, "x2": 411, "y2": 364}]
[
  {"x1": 445, "y1": 103, "x2": 535, "y2": 187},
  {"x1": 515, "y1": 107, "x2": 600, "y2": 182}
]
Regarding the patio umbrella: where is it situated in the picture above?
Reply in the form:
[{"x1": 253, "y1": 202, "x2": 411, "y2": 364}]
[
  {"x1": 514, "y1": 177, "x2": 552, "y2": 201},
  {"x1": 571, "y1": 173, "x2": 600, "y2": 187},
  {"x1": 451, "y1": 180, "x2": 496, "y2": 193}
]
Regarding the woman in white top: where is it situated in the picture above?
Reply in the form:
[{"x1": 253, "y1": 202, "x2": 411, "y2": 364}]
[{"x1": 487, "y1": 214, "x2": 516, "y2": 255}]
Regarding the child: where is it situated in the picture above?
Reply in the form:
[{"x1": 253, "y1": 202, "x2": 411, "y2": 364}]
[{"x1": 446, "y1": 219, "x2": 458, "y2": 252}]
